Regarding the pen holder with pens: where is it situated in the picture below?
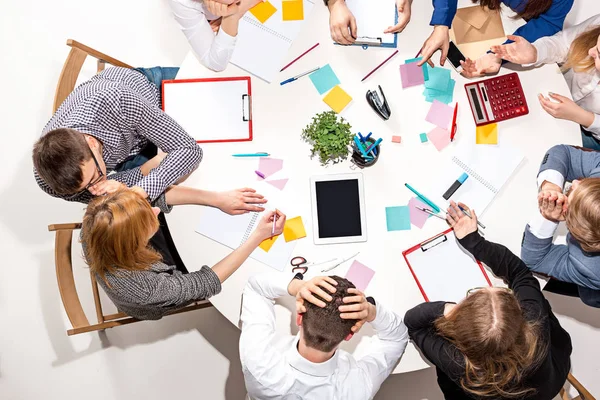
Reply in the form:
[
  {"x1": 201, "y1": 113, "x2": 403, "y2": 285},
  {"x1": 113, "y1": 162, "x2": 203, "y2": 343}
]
[{"x1": 351, "y1": 138, "x2": 380, "y2": 169}]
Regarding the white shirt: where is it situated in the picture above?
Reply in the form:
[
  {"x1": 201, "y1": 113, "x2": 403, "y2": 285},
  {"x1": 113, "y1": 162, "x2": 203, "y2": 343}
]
[
  {"x1": 239, "y1": 273, "x2": 409, "y2": 400},
  {"x1": 168, "y1": 0, "x2": 237, "y2": 71},
  {"x1": 530, "y1": 15, "x2": 600, "y2": 137},
  {"x1": 528, "y1": 169, "x2": 565, "y2": 239}
]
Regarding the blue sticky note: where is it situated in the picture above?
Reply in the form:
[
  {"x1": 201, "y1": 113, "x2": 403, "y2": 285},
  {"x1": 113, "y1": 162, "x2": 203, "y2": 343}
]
[
  {"x1": 424, "y1": 79, "x2": 455, "y2": 104},
  {"x1": 405, "y1": 57, "x2": 429, "y2": 81},
  {"x1": 419, "y1": 133, "x2": 428, "y2": 143},
  {"x1": 309, "y1": 64, "x2": 341, "y2": 95},
  {"x1": 386, "y1": 206, "x2": 411, "y2": 231},
  {"x1": 424, "y1": 65, "x2": 451, "y2": 92}
]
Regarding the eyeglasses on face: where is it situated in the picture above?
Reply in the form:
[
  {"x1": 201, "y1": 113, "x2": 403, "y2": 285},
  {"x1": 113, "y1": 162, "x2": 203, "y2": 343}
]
[
  {"x1": 80, "y1": 147, "x2": 105, "y2": 193},
  {"x1": 466, "y1": 286, "x2": 513, "y2": 297}
]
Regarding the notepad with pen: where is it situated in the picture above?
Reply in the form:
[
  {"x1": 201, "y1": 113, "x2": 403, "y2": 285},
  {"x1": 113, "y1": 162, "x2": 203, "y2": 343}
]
[
  {"x1": 403, "y1": 229, "x2": 492, "y2": 303},
  {"x1": 162, "y1": 77, "x2": 252, "y2": 144},
  {"x1": 345, "y1": 0, "x2": 398, "y2": 48}
]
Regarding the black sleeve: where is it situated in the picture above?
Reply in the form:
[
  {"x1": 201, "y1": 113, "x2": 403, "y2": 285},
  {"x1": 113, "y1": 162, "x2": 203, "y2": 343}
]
[
  {"x1": 404, "y1": 302, "x2": 465, "y2": 382},
  {"x1": 458, "y1": 231, "x2": 546, "y2": 316}
]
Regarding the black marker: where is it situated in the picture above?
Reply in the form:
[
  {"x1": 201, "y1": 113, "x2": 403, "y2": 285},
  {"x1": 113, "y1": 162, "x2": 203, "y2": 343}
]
[{"x1": 443, "y1": 173, "x2": 469, "y2": 200}]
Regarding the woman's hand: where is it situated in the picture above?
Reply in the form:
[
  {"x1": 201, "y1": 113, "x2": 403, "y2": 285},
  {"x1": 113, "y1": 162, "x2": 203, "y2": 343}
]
[
  {"x1": 490, "y1": 35, "x2": 537, "y2": 65},
  {"x1": 460, "y1": 53, "x2": 501, "y2": 78},
  {"x1": 538, "y1": 93, "x2": 595, "y2": 127},
  {"x1": 417, "y1": 25, "x2": 450, "y2": 67},
  {"x1": 339, "y1": 288, "x2": 376, "y2": 333},
  {"x1": 538, "y1": 190, "x2": 568, "y2": 222},
  {"x1": 204, "y1": 0, "x2": 240, "y2": 17},
  {"x1": 215, "y1": 188, "x2": 267, "y2": 215},
  {"x1": 294, "y1": 276, "x2": 338, "y2": 312},
  {"x1": 328, "y1": 0, "x2": 357, "y2": 45},
  {"x1": 88, "y1": 179, "x2": 126, "y2": 196},
  {"x1": 251, "y1": 209, "x2": 285, "y2": 242},
  {"x1": 384, "y1": 0, "x2": 411, "y2": 34},
  {"x1": 446, "y1": 201, "x2": 477, "y2": 239}
]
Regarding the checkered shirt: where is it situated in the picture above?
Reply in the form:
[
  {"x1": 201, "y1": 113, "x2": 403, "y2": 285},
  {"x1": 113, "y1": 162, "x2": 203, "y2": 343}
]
[{"x1": 35, "y1": 67, "x2": 202, "y2": 203}]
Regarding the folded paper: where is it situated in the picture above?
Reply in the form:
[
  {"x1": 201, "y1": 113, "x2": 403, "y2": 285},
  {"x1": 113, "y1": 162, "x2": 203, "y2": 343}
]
[{"x1": 452, "y1": 6, "x2": 505, "y2": 45}]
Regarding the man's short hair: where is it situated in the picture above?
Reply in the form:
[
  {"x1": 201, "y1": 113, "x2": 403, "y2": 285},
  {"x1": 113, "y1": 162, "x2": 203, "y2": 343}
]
[
  {"x1": 32, "y1": 128, "x2": 91, "y2": 195},
  {"x1": 566, "y1": 178, "x2": 600, "y2": 253},
  {"x1": 301, "y1": 276, "x2": 359, "y2": 353}
]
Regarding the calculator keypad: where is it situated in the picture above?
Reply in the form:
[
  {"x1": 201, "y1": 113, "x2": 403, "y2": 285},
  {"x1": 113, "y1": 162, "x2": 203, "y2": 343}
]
[{"x1": 485, "y1": 73, "x2": 528, "y2": 122}]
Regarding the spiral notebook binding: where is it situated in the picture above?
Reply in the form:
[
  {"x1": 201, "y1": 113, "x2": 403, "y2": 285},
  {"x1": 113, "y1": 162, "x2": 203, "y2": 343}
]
[
  {"x1": 452, "y1": 156, "x2": 499, "y2": 193},
  {"x1": 242, "y1": 16, "x2": 293, "y2": 43},
  {"x1": 240, "y1": 212, "x2": 259, "y2": 246}
]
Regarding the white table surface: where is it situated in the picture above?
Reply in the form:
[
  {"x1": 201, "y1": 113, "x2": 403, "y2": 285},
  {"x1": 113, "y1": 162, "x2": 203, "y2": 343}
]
[{"x1": 166, "y1": 1, "x2": 581, "y2": 374}]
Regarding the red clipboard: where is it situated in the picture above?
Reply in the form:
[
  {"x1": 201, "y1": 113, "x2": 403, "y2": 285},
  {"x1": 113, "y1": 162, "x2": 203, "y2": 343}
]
[
  {"x1": 402, "y1": 228, "x2": 492, "y2": 302},
  {"x1": 162, "y1": 77, "x2": 252, "y2": 144}
]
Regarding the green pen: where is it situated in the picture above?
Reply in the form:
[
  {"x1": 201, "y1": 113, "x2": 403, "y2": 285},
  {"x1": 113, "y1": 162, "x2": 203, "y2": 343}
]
[{"x1": 232, "y1": 152, "x2": 270, "y2": 157}]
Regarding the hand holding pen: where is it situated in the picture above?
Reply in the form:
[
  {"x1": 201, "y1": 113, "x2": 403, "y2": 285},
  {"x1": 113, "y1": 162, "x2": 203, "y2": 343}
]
[{"x1": 445, "y1": 201, "x2": 481, "y2": 239}]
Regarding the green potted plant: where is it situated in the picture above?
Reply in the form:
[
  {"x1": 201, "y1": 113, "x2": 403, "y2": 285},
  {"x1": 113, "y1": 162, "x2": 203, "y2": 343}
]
[{"x1": 301, "y1": 111, "x2": 353, "y2": 166}]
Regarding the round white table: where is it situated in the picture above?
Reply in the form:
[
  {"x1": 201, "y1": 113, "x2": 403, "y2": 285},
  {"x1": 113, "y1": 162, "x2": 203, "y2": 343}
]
[{"x1": 167, "y1": 1, "x2": 581, "y2": 374}]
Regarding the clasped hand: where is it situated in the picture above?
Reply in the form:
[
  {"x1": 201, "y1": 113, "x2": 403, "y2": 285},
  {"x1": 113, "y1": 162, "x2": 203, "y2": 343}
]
[{"x1": 538, "y1": 190, "x2": 568, "y2": 222}]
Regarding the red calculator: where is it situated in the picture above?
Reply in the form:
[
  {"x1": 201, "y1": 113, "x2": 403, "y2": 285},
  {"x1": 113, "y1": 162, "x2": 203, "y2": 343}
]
[{"x1": 464, "y1": 72, "x2": 528, "y2": 126}]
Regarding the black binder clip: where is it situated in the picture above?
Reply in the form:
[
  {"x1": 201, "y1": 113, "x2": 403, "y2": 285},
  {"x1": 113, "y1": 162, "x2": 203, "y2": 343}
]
[{"x1": 366, "y1": 85, "x2": 391, "y2": 121}]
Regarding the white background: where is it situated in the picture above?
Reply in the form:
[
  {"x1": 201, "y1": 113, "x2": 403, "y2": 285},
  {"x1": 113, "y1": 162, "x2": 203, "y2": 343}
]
[{"x1": 0, "y1": 0, "x2": 598, "y2": 399}]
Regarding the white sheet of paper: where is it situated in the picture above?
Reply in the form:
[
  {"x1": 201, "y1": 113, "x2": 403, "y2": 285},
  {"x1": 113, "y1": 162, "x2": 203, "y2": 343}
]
[{"x1": 345, "y1": 0, "x2": 396, "y2": 45}]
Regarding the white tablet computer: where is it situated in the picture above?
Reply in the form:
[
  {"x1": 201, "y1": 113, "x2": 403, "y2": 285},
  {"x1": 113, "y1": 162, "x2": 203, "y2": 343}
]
[{"x1": 310, "y1": 173, "x2": 368, "y2": 245}]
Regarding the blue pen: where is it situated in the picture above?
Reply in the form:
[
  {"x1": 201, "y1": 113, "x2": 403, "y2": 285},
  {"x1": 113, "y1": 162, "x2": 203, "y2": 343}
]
[
  {"x1": 404, "y1": 183, "x2": 441, "y2": 213},
  {"x1": 353, "y1": 136, "x2": 370, "y2": 158},
  {"x1": 365, "y1": 138, "x2": 382, "y2": 155},
  {"x1": 232, "y1": 152, "x2": 270, "y2": 157},
  {"x1": 364, "y1": 132, "x2": 373, "y2": 141},
  {"x1": 280, "y1": 67, "x2": 320, "y2": 86},
  {"x1": 357, "y1": 132, "x2": 365, "y2": 142}
]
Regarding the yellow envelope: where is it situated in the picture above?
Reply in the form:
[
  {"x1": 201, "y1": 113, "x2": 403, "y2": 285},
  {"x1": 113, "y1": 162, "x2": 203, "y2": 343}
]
[
  {"x1": 451, "y1": 6, "x2": 505, "y2": 45},
  {"x1": 259, "y1": 234, "x2": 279, "y2": 252},
  {"x1": 323, "y1": 85, "x2": 352, "y2": 114},
  {"x1": 476, "y1": 123, "x2": 498, "y2": 145},
  {"x1": 282, "y1": 0, "x2": 304, "y2": 21},
  {"x1": 283, "y1": 216, "x2": 307, "y2": 242},
  {"x1": 250, "y1": 0, "x2": 277, "y2": 24}
]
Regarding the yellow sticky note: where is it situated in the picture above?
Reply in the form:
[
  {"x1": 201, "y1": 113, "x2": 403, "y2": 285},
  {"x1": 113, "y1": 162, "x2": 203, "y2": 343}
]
[
  {"x1": 250, "y1": 0, "x2": 277, "y2": 24},
  {"x1": 283, "y1": 216, "x2": 307, "y2": 242},
  {"x1": 259, "y1": 234, "x2": 279, "y2": 252},
  {"x1": 476, "y1": 123, "x2": 498, "y2": 145},
  {"x1": 282, "y1": 0, "x2": 304, "y2": 21},
  {"x1": 323, "y1": 85, "x2": 352, "y2": 114}
]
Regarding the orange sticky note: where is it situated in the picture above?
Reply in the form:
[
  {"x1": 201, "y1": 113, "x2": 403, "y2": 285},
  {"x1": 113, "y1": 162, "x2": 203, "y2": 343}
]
[
  {"x1": 282, "y1": 0, "x2": 304, "y2": 21},
  {"x1": 283, "y1": 216, "x2": 307, "y2": 242},
  {"x1": 476, "y1": 123, "x2": 498, "y2": 145},
  {"x1": 259, "y1": 234, "x2": 279, "y2": 252},
  {"x1": 323, "y1": 85, "x2": 352, "y2": 114},
  {"x1": 250, "y1": 0, "x2": 277, "y2": 24}
]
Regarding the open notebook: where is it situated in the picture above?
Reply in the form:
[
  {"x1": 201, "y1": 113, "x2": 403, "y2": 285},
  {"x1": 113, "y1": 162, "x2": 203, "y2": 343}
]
[
  {"x1": 231, "y1": 0, "x2": 315, "y2": 83},
  {"x1": 425, "y1": 141, "x2": 523, "y2": 215},
  {"x1": 345, "y1": 0, "x2": 398, "y2": 47},
  {"x1": 403, "y1": 229, "x2": 492, "y2": 303}
]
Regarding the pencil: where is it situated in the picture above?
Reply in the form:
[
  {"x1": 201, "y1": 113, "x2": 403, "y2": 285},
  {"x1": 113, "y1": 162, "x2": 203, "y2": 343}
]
[
  {"x1": 272, "y1": 209, "x2": 278, "y2": 236},
  {"x1": 361, "y1": 50, "x2": 399, "y2": 82},
  {"x1": 280, "y1": 43, "x2": 320, "y2": 72}
]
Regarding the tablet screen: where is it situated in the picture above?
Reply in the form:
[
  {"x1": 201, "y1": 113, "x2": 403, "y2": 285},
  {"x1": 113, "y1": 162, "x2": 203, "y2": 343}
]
[{"x1": 315, "y1": 179, "x2": 363, "y2": 238}]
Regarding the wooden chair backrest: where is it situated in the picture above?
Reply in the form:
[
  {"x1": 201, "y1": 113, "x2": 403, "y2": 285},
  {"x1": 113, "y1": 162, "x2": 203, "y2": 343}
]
[
  {"x1": 53, "y1": 39, "x2": 133, "y2": 113},
  {"x1": 561, "y1": 373, "x2": 596, "y2": 400}
]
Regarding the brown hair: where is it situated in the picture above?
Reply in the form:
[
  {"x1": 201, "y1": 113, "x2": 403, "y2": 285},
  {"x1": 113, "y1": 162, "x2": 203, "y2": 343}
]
[
  {"x1": 566, "y1": 178, "x2": 600, "y2": 252},
  {"x1": 32, "y1": 128, "x2": 91, "y2": 195},
  {"x1": 474, "y1": 0, "x2": 552, "y2": 21},
  {"x1": 81, "y1": 189, "x2": 161, "y2": 283},
  {"x1": 301, "y1": 276, "x2": 359, "y2": 352},
  {"x1": 434, "y1": 289, "x2": 546, "y2": 398},
  {"x1": 563, "y1": 26, "x2": 600, "y2": 73}
]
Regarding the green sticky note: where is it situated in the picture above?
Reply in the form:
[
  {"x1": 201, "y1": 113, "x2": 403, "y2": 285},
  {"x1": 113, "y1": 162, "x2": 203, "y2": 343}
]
[
  {"x1": 420, "y1": 133, "x2": 428, "y2": 143},
  {"x1": 386, "y1": 206, "x2": 411, "y2": 231},
  {"x1": 424, "y1": 65, "x2": 451, "y2": 92},
  {"x1": 405, "y1": 57, "x2": 429, "y2": 81},
  {"x1": 424, "y1": 79, "x2": 455, "y2": 104}
]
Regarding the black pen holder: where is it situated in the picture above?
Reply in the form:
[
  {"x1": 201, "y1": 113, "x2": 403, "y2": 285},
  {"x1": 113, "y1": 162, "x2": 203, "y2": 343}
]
[{"x1": 351, "y1": 138, "x2": 380, "y2": 169}]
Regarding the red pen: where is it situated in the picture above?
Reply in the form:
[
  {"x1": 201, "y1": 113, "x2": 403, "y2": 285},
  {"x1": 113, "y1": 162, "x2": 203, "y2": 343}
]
[
  {"x1": 280, "y1": 43, "x2": 320, "y2": 72},
  {"x1": 450, "y1": 103, "x2": 459, "y2": 141},
  {"x1": 361, "y1": 50, "x2": 399, "y2": 82}
]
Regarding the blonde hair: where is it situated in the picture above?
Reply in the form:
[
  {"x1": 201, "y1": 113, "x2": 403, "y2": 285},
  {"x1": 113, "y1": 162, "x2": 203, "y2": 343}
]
[
  {"x1": 434, "y1": 289, "x2": 546, "y2": 398},
  {"x1": 81, "y1": 189, "x2": 161, "y2": 282},
  {"x1": 563, "y1": 25, "x2": 600, "y2": 73},
  {"x1": 566, "y1": 178, "x2": 600, "y2": 252}
]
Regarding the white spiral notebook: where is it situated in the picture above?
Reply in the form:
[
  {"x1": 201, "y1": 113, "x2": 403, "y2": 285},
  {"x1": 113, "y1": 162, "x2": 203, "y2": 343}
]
[{"x1": 425, "y1": 142, "x2": 524, "y2": 215}]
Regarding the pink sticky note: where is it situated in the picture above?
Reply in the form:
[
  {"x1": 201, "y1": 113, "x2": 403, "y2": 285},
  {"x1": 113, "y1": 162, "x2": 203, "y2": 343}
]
[
  {"x1": 425, "y1": 100, "x2": 454, "y2": 130},
  {"x1": 427, "y1": 127, "x2": 451, "y2": 152},
  {"x1": 266, "y1": 178, "x2": 288, "y2": 190},
  {"x1": 408, "y1": 197, "x2": 430, "y2": 229},
  {"x1": 345, "y1": 260, "x2": 375, "y2": 292},
  {"x1": 257, "y1": 158, "x2": 283, "y2": 180},
  {"x1": 400, "y1": 62, "x2": 425, "y2": 89},
  {"x1": 392, "y1": 136, "x2": 402, "y2": 143}
]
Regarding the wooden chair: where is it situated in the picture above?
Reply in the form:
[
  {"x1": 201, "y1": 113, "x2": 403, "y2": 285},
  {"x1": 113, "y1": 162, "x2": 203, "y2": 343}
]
[
  {"x1": 561, "y1": 373, "x2": 596, "y2": 400},
  {"x1": 48, "y1": 223, "x2": 213, "y2": 336},
  {"x1": 53, "y1": 39, "x2": 133, "y2": 113}
]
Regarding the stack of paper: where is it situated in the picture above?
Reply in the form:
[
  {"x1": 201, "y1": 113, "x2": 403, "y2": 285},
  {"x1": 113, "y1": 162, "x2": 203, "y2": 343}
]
[{"x1": 423, "y1": 65, "x2": 455, "y2": 104}]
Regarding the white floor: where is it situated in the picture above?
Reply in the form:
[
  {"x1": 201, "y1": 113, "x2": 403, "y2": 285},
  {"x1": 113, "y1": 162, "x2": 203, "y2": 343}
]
[{"x1": 0, "y1": 1, "x2": 598, "y2": 398}]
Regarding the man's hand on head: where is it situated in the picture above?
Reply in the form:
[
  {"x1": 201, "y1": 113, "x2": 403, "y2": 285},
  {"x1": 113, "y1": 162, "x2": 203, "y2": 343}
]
[
  {"x1": 339, "y1": 288, "x2": 376, "y2": 333},
  {"x1": 292, "y1": 276, "x2": 338, "y2": 314}
]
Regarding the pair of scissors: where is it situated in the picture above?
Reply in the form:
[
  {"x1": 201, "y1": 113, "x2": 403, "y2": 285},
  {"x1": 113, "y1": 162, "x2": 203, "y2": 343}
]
[{"x1": 290, "y1": 256, "x2": 336, "y2": 274}]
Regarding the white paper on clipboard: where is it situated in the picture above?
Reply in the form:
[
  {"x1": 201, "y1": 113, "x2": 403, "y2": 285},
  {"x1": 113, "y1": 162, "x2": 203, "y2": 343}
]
[
  {"x1": 162, "y1": 78, "x2": 252, "y2": 143},
  {"x1": 403, "y1": 230, "x2": 491, "y2": 303}
]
